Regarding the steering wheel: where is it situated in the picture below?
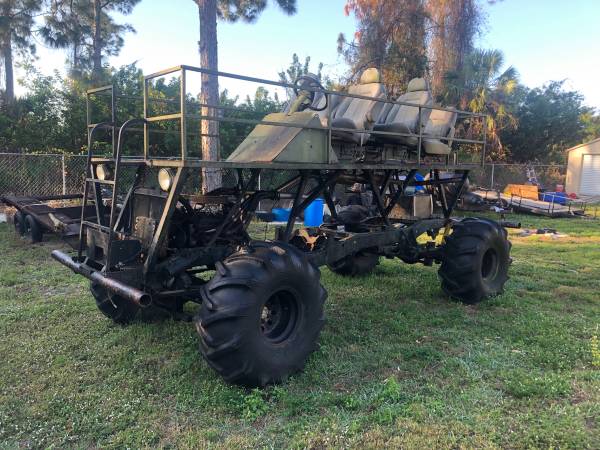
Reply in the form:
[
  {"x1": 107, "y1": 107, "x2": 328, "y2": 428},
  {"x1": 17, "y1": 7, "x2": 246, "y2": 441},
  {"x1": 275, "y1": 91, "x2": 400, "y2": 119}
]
[{"x1": 292, "y1": 75, "x2": 328, "y2": 112}]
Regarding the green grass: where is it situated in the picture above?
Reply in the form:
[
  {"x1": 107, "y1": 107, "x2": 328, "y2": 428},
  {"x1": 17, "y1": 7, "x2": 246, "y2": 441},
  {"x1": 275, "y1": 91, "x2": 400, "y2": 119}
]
[{"x1": 0, "y1": 213, "x2": 599, "y2": 449}]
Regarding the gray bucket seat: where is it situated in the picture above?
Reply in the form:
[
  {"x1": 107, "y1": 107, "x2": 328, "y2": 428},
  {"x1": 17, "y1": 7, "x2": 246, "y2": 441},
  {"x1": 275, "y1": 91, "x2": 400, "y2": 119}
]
[
  {"x1": 316, "y1": 93, "x2": 343, "y2": 126},
  {"x1": 422, "y1": 108, "x2": 458, "y2": 155},
  {"x1": 372, "y1": 78, "x2": 432, "y2": 145},
  {"x1": 330, "y1": 68, "x2": 386, "y2": 145}
]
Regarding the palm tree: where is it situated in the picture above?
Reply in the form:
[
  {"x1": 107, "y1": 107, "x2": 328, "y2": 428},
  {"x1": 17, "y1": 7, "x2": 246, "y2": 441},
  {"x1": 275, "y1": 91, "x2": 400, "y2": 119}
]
[
  {"x1": 195, "y1": 0, "x2": 297, "y2": 193},
  {"x1": 441, "y1": 49, "x2": 519, "y2": 160}
]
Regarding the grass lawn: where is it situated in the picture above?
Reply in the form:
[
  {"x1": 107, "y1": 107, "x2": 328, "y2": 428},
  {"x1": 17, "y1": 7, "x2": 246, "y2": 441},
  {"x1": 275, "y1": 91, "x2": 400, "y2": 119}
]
[{"x1": 0, "y1": 213, "x2": 599, "y2": 448}]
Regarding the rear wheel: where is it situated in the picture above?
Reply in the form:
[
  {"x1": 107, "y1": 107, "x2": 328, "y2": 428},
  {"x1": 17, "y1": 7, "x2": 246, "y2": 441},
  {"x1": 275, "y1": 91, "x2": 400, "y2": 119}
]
[
  {"x1": 328, "y1": 251, "x2": 379, "y2": 276},
  {"x1": 438, "y1": 218, "x2": 511, "y2": 304},
  {"x1": 195, "y1": 242, "x2": 326, "y2": 387},
  {"x1": 90, "y1": 283, "x2": 139, "y2": 324},
  {"x1": 13, "y1": 211, "x2": 25, "y2": 236},
  {"x1": 24, "y1": 215, "x2": 42, "y2": 243}
]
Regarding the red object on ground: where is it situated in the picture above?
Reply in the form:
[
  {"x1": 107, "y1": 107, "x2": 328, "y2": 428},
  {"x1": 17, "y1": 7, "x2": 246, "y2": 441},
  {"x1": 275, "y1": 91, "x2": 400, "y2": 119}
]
[{"x1": 568, "y1": 192, "x2": 578, "y2": 199}]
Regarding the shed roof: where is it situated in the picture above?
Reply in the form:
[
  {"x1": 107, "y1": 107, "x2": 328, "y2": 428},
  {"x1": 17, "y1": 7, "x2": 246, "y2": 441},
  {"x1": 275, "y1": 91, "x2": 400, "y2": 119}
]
[{"x1": 566, "y1": 137, "x2": 600, "y2": 153}]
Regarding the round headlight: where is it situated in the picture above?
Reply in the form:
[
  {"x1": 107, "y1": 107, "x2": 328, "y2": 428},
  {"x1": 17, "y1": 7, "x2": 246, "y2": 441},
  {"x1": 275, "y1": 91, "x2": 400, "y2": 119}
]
[
  {"x1": 158, "y1": 168, "x2": 174, "y2": 191},
  {"x1": 96, "y1": 164, "x2": 112, "y2": 181}
]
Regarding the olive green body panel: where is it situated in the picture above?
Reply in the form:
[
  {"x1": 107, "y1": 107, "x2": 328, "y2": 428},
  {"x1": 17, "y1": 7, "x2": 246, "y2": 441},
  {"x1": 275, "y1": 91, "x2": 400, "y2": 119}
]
[{"x1": 226, "y1": 112, "x2": 337, "y2": 164}]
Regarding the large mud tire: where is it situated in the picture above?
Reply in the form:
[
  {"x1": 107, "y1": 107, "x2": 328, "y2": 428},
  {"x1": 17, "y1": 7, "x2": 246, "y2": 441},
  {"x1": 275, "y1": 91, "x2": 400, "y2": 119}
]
[
  {"x1": 438, "y1": 218, "x2": 511, "y2": 304},
  {"x1": 327, "y1": 251, "x2": 379, "y2": 276},
  {"x1": 195, "y1": 242, "x2": 327, "y2": 387}
]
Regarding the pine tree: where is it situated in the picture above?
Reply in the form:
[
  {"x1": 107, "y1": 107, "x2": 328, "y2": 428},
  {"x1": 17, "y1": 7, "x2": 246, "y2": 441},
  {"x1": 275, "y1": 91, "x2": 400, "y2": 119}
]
[
  {"x1": 41, "y1": 0, "x2": 140, "y2": 79},
  {"x1": 194, "y1": 0, "x2": 297, "y2": 193},
  {"x1": 0, "y1": 0, "x2": 42, "y2": 104}
]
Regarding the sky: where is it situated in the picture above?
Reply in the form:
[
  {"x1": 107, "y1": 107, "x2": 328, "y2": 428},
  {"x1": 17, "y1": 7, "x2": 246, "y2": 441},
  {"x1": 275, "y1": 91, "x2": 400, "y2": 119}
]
[{"x1": 15, "y1": 0, "x2": 600, "y2": 108}]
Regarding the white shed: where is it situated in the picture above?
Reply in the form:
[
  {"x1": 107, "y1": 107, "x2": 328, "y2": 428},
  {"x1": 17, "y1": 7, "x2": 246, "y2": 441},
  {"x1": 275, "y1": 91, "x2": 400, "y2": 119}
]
[{"x1": 565, "y1": 138, "x2": 600, "y2": 196}]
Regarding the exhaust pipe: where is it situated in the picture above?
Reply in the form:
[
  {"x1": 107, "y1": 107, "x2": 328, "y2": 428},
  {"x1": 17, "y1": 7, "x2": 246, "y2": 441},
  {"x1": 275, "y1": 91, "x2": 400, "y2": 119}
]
[{"x1": 51, "y1": 250, "x2": 152, "y2": 308}]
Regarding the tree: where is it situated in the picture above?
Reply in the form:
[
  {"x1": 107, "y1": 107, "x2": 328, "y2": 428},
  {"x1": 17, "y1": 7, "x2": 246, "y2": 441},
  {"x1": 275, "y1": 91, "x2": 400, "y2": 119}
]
[
  {"x1": 500, "y1": 81, "x2": 596, "y2": 163},
  {"x1": 338, "y1": 0, "x2": 428, "y2": 96},
  {"x1": 0, "y1": 0, "x2": 42, "y2": 104},
  {"x1": 278, "y1": 53, "x2": 324, "y2": 86},
  {"x1": 0, "y1": 61, "x2": 146, "y2": 153},
  {"x1": 277, "y1": 53, "x2": 330, "y2": 106},
  {"x1": 339, "y1": 0, "x2": 485, "y2": 97},
  {"x1": 194, "y1": 0, "x2": 297, "y2": 193},
  {"x1": 581, "y1": 109, "x2": 600, "y2": 143},
  {"x1": 218, "y1": 86, "x2": 282, "y2": 159},
  {"x1": 41, "y1": 0, "x2": 140, "y2": 79},
  {"x1": 426, "y1": 0, "x2": 482, "y2": 96},
  {"x1": 441, "y1": 48, "x2": 519, "y2": 160}
]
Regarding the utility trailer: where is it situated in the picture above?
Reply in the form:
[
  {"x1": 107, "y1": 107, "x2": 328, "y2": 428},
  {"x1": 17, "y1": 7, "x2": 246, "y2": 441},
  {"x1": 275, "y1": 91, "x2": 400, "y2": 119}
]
[
  {"x1": 51, "y1": 65, "x2": 511, "y2": 386},
  {"x1": 3, "y1": 193, "x2": 97, "y2": 245}
]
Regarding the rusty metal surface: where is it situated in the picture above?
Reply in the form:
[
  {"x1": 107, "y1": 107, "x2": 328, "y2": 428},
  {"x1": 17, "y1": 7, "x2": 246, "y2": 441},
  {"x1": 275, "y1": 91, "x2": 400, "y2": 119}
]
[{"x1": 51, "y1": 250, "x2": 151, "y2": 307}]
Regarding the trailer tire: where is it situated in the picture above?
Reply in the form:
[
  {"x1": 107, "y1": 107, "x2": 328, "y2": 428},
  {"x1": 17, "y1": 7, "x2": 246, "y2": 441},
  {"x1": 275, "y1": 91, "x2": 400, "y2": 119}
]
[
  {"x1": 438, "y1": 218, "x2": 511, "y2": 304},
  {"x1": 13, "y1": 211, "x2": 26, "y2": 236},
  {"x1": 195, "y1": 242, "x2": 326, "y2": 387},
  {"x1": 327, "y1": 251, "x2": 379, "y2": 276},
  {"x1": 90, "y1": 283, "x2": 139, "y2": 324},
  {"x1": 24, "y1": 215, "x2": 43, "y2": 243}
]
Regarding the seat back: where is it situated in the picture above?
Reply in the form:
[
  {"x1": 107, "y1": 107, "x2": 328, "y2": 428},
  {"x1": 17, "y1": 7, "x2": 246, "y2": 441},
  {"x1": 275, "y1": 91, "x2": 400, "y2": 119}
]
[
  {"x1": 332, "y1": 68, "x2": 386, "y2": 133},
  {"x1": 316, "y1": 93, "x2": 343, "y2": 126},
  {"x1": 377, "y1": 78, "x2": 432, "y2": 133},
  {"x1": 424, "y1": 108, "x2": 457, "y2": 138},
  {"x1": 422, "y1": 108, "x2": 458, "y2": 155}
]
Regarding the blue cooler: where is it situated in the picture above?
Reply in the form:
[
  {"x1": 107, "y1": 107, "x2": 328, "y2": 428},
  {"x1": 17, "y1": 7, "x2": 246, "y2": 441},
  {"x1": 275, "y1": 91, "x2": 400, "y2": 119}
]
[
  {"x1": 304, "y1": 198, "x2": 324, "y2": 226},
  {"x1": 540, "y1": 191, "x2": 567, "y2": 205},
  {"x1": 271, "y1": 208, "x2": 291, "y2": 222}
]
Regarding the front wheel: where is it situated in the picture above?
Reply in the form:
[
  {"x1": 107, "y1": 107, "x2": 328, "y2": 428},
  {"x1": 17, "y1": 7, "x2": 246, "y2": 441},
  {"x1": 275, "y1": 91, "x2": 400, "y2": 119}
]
[
  {"x1": 195, "y1": 242, "x2": 327, "y2": 387},
  {"x1": 438, "y1": 218, "x2": 511, "y2": 304},
  {"x1": 90, "y1": 283, "x2": 139, "y2": 324}
]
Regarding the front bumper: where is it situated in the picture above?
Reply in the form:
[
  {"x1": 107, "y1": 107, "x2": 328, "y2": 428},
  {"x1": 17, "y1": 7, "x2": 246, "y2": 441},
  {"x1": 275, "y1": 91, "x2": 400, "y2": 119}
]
[{"x1": 51, "y1": 250, "x2": 151, "y2": 308}]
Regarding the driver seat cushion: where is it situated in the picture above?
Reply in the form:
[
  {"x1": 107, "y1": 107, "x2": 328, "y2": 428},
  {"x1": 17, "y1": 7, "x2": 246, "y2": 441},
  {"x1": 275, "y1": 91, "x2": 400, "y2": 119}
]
[
  {"x1": 330, "y1": 68, "x2": 386, "y2": 145},
  {"x1": 422, "y1": 108, "x2": 458, "y2": 155},
  {"x1": 372, "y1": 77, "x2": 432, "y2": 146}
]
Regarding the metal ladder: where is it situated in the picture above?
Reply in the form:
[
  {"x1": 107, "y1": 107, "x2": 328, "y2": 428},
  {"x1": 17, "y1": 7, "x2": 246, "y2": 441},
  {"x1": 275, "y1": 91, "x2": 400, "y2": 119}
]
[
  {"x1": 526, "y1": 166, "x2": 540, "y2": 186},
  {"x1": 77, "y1": 85, "x2": 145, "y2": 270}
]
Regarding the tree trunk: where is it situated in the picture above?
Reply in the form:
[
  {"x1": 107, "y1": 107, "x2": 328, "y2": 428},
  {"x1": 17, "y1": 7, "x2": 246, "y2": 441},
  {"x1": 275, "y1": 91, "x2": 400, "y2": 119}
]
[
  {"x1": 92, "y1": 0, "x2": 103, "y2": 79},
  {"x1": 2, "y1": 34, "x2": 14, "y2": 104},
  {"x1": 197, "y1": 0, "x2": 222, "y2": 193}
]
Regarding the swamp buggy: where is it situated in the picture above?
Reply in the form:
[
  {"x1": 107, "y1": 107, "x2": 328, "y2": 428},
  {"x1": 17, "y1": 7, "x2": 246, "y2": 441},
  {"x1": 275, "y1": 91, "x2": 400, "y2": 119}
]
[{"x1": 51, "y1": 65, "x2": 511, "y2": 386}]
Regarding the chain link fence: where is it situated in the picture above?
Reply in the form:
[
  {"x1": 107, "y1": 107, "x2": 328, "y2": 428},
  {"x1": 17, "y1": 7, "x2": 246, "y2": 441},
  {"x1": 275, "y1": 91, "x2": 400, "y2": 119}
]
[
  {"x1": 0, "y1": 152, "x2": 568, "y2": 198},
  {"x1": 469, "y1": 164, "x2": 567, "y2": 192},
  {"x1": 0, "y1": 153, "x2": 87, "y2": 197}
]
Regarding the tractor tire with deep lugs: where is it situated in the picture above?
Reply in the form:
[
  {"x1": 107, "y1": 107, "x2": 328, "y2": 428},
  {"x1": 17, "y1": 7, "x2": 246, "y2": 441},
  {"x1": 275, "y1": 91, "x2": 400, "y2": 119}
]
[
  {"x1": 195, "y1": 241, "x2": 327, "y2": 387},
  {"x1": 438, "y1": 218, "x2": 511, "y2": 304}
]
